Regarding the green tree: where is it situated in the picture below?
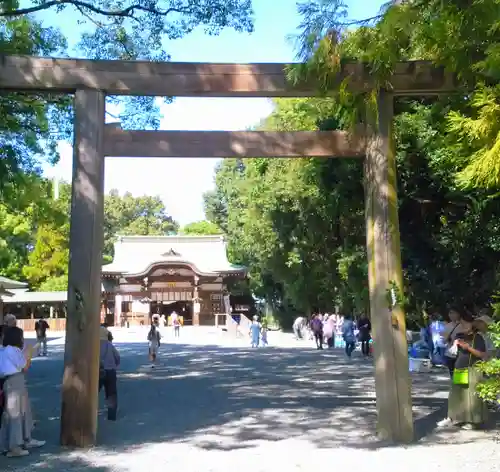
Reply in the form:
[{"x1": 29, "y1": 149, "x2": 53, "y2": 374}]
[
  {"x1": 23, "y1": 223, "x2": 69, "y2": 287},
  {"x1": 1, "y1": 0, "x2": 254, "y2": 63},
  {"x1": 205, "y1": 99, "x2": 369, "y2": 320},
  {"x1": 104, "y1": 190, "x2": 178, "y2": 258},
  {"x1": 0, "y1": 14, "x2": 70, "y2": 202},
  {"x1": 289, "y1": 0, "x2": 500, "y2": 189},
  {"x1": 0, "y1": 175, "x2": 62, "y2": 282},
  {"x1": 15, "y1": 181, "x2": 179, "y2": 290},
  {"x1": 180, "y1": 220, "x2": 221, "y2": 235},
  {"x1": 207, "y1": 94, "x2": 500, "y2": 326},
  {"x1": 0, "y1": 204, "x2": 34, "y2": 280}
]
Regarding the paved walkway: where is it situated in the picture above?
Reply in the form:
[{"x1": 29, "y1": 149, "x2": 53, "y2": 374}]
[{"x1": 1, "y1": 328, "x2": 499, "y2": 471}]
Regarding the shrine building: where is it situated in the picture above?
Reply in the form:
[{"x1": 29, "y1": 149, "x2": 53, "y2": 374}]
[
  {"x1": 101, "y1": 235, "x2": 246, "y2": 326},
  {"x1": 1, "y1": 235, "x2": 248, "y2": 329}
]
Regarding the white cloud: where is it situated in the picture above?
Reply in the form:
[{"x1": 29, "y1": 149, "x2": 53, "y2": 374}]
[{"x1": 43, "y1": 97, "x2": 274, "y2": 226}]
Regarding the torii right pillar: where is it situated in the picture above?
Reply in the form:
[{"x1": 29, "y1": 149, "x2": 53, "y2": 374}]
[{"x1": 364, "y1": 90, "x2": 413, "y2": 443}]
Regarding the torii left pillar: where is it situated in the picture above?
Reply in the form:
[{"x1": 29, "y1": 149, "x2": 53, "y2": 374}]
[{"x1": 60, "y1": 89, "x2": 106, "y2": 447}]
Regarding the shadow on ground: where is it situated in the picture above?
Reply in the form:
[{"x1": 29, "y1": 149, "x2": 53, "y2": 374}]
[{"x1": 1, "y1": 339, "x2": 498, "y2": 470}]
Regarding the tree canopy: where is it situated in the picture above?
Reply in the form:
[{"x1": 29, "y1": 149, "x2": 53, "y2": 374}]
[
  {"x1": 0, "y1": 0, "x2": 255, "y2": 199},
  {"x1": 290, "y1": 0, "x2": 500, "y2": 190},
  {"x1": 201, "y1": 1, "x2": 500, "y2": 328},
  {"x1": 180, "y1": 220, "x2": 221, "y2": 235},
  {"x1": 1, "y1": 0, "x2": 253, "y2": 62}
]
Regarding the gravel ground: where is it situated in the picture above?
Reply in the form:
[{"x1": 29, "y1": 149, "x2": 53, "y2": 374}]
[{"x1": 1, "y1": 328, "x2": 498, "y2": 472}]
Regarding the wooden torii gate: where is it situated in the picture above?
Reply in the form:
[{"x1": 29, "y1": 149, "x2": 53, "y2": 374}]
[{"x1": 0, "y1": 56, "x2": 457, "y2": 447}]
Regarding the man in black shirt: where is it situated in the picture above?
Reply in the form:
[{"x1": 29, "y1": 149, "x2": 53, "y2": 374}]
[
  {"x1": 35, "y1": 316, "x2": 49, "y2": 356},
  {"x1": 357, "y1": 315, "x2": 372, "y2": 357}
]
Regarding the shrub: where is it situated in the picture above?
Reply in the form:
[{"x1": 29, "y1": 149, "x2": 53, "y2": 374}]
[{"x1": 476, "y1": 321, "x2": 500, "y2": 405}]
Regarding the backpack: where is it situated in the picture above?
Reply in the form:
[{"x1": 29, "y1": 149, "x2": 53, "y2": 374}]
[
  {"x1": 147, "y1": 326, "x2": 155, "y2": 341},
  {"x1": 147, "y1": 326, "x2": 160, "y2": 344}
]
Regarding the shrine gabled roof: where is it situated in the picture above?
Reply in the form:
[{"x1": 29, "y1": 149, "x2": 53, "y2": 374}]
[
  {"x1": 102, "y1": 235, "x2": 246, "y2": 277},
  {"x1": 0, "y1": 276, "x2": 28, "y2": 289}
]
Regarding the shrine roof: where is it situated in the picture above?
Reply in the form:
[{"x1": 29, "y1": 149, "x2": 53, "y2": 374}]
[
  {"x1": 102, "y1": 235, "x2": 246, "y2": 277},
  {"x1": 0, "y1": 276, "x2": 28, "y2": 290},
  {"x1": 6, "y1": 290, "x2": 67, "y2": 303}
]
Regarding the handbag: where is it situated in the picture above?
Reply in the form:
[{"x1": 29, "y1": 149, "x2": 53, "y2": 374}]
[
  {"x1": 452, "y1": 335, "x2": 475, "y2": 386},
  {"x1": 452, "y1": 367, "x2": 469, "y2": 385},
  {"x1": 444, "y1": 323, "x2": 460, "y2": 358},
  {"x1": 445, "y1": 343, "x2": 458, "y2": 359}
]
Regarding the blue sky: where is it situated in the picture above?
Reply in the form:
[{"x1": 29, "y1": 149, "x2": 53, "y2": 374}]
[{"x1": 42, "y1": 0, "x2": 383, "y2": 226}]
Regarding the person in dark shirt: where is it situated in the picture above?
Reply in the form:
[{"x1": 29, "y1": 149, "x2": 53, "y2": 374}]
[
  {"x1": 34, "y1": 317, "x2": 49, "y2": 357},
  {"x1": 310, "y1": 314, "x2": 324, "y2": 350},
  {"x1": 439, "y1": 313, "x2": 488, "y2": 430},
  {"x1": 357, "y1": 316, "x2": 371, "y2": 357}
]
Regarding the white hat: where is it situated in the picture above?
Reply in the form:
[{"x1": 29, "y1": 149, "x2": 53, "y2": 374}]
[
  {"x1": 475, "y1": 315, "x2": 493, "y2": 325},
  {"x1": 100, "y1": 326, "x2": 111, "y2": 340}
]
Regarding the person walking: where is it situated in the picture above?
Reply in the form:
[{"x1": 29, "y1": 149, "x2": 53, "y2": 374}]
[
  {"x1": 357, "y1": 315, "x2": 371, "y2": 357},
  {"x1": 147, "y1": 320, "x2": 162, "y2": 368},
  {"x1": 429, "y1": 312, "x2": 446, "y2": 366},
  {"x1": 34, "y1": 317, "x2": 49, "y2": 357},
  {"x1": 323, "y1": 314, "x2": 336, "y2": 349},
  {"x1": 310, "y1": 314, "x2": 324, "y2": 350},
  {"x1": 342, "y1": 315, "x2": 356, "y2": 358},
  {"x1": 171, "y1": 311, "x2": 181, "y2": 338},
  {"x1": 99, "y1": 328, "x2": 120, "y2": 421},
  {"x1": 260, "y1": 317, "x2": 269, "y2": 347},
  {"x1": 249, "y1": 315, "x2": 261, "y2": 348}
]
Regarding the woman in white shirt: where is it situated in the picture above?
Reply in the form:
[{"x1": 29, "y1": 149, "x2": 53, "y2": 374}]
[{"x1": 0, "y1": 326, "x2": 45, "y2": 457}]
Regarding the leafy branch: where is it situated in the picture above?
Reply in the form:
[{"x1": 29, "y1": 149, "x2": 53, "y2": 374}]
[
  {"x1": 476, "y1": 321, "x2": 500, "y2": 405},
  {"x1": 0, "y1": 1, "x2": 190, "y2": 20}
]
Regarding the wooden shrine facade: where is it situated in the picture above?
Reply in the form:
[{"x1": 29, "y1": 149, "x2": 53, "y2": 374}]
[{"x1": 101, "y1": 235, "x2": 245, "y2": 327}]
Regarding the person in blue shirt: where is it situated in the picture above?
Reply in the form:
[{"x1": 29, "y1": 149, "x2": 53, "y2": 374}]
[
  {"x1": 429, "y1": 312, "x2": 446, "y2": 366},
  {"x1": 342, "y1": 315, "x2": 356, "y2": 358},
  {"x1": 249, "y1": 315, "x2": 261, "y2": 348}
]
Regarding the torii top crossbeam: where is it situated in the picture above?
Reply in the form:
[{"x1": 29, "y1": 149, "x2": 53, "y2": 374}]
[{"x1": 0, "y1": 55, "x2": 458, "y2": 97}]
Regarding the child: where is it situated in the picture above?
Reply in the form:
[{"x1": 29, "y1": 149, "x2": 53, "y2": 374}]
[
  {"x1": 261, "y1": 318, "x2": 269, "y2": 347},
  {"x1": 249, "y1": 316, "x2": 261, "y2": 348},
  {"x1": 147, "y1": 321, "x2": 161, "y2": 368}
]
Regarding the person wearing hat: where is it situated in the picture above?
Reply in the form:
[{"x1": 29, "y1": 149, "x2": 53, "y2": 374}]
[
  {"x1": 473, "y1": 314, "x2": 495, "y2": 359},
  {"x1": 100, "y1": 323, "x2": 113, "y2": 342},
  {"x1": 3, "y1": 314, "x2": 17, "y2": 327}
]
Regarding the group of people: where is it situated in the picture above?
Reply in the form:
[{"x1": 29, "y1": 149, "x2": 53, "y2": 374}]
[
  {"x1": 0, "y1": 315, "x2": 45, "y2": 458},
  {"x1": 293, "y1": 313, "x2": 372, "y2": 357}
]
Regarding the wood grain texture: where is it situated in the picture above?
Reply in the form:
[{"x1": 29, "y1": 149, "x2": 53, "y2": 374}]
[
  {"x1": 0, "y1": 55, "x2": 459, "y2": 97},
  {"x1": 103, "y1": 128, "x2": 366, "y2": 158},
  {"x1": 60, "y1": 89, "x2": 105, "y2": 448},
  {"x1": 364, "y1": 91, "x2": 413, "y2": 443}
]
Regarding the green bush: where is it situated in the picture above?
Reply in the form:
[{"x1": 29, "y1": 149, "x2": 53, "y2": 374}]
[{"x1": 476, "y1": 321, "x2": 500, "y2": 405}]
